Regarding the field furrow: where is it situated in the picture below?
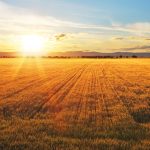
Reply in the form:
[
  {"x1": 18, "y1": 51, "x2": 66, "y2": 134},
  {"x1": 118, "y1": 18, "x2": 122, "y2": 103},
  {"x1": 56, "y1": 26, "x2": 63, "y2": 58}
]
[{"x1": 0, "y1": 58, "x2": 150, "y2": 150}]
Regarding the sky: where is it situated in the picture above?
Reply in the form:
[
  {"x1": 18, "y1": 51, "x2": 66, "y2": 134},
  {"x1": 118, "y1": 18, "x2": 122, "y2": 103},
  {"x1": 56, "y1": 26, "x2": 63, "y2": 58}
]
[{"x1": 0, "y1": 0, "x2": 150, "y2": 53}]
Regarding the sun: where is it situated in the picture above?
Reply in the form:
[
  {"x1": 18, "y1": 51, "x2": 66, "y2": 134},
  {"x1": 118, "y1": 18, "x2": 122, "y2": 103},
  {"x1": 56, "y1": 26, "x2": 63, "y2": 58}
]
[{"x1": 21, "y1": 35, "x2": 45, "y2": 56}]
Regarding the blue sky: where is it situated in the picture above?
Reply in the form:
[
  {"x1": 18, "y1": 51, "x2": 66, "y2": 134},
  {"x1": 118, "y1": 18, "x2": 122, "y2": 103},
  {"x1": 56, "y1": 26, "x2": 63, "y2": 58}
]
[
  {"x1": 4, "y1": 0, "x2": 150, "y2": 24},
  {"x1": 0, "y1": 0, "x2": 150, "y2": 52}
]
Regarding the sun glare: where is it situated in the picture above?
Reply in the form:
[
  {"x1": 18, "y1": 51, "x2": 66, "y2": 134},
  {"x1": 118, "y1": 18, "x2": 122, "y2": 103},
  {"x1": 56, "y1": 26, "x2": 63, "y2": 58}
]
[{"x1": 21, "y1": 35, "x2": 45, "y2": 56}]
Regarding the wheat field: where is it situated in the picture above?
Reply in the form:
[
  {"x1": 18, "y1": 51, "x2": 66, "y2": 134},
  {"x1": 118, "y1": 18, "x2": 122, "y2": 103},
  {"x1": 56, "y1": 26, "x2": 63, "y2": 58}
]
[{"x1": 0, "y1": 58, "x2": 150, "y2": 150}]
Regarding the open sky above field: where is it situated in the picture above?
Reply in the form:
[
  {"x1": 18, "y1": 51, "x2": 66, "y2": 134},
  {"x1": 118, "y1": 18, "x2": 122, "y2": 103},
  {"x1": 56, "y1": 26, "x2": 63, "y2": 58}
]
[{"x1": 0, "y1": 0, "x2": 150, "y2": 54}]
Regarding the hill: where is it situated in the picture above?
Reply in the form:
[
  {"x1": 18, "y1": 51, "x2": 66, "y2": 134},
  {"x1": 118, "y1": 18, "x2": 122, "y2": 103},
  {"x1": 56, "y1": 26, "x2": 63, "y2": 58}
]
[{"x1": 0, "y1": 51, "x2": 150, "y2": 57}]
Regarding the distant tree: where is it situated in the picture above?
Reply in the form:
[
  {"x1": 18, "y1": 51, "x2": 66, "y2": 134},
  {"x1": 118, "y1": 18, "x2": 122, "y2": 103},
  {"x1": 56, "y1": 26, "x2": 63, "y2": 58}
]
[{"x1": 132, "y1": 55, "x2": 138, "y2": 58}]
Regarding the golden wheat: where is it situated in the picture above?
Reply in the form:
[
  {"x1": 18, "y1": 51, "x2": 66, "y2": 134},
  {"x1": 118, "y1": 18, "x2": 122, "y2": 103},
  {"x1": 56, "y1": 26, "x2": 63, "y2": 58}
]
[{"x1": 0, "y1": 58, "x2": 149, "y2": 149}]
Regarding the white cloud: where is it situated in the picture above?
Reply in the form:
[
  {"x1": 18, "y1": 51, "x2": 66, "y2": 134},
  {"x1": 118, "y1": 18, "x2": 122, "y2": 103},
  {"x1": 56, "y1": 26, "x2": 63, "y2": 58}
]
[{"x1": 126, "y1": 22, "x2": 150, "y2": 32}]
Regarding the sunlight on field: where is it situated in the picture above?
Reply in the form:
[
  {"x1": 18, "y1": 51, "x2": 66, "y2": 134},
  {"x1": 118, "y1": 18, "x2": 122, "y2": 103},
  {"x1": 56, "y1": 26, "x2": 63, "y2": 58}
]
[{"x1": 0, "y1": 58, "x2": 150, "y2": 149}]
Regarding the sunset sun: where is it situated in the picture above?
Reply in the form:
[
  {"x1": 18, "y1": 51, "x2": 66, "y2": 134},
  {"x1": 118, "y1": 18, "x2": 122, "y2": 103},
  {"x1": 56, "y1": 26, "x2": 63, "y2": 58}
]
[{"x1": 21, "y1": 35, "x2": 45, "y2": 56}]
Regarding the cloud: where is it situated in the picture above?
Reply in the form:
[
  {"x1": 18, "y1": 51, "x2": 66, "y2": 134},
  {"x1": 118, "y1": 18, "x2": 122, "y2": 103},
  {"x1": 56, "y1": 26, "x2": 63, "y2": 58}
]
[
  {"x1": 126, "y1": 23, "x2": 150, "y2": 32},
  {"x1": 114, "y1": 45, "x2": 150, "y2": 52},
  {"x1": 145, "y1": 38, "x2": 150, "y2": 41},
  {"x1": 67, "y1": 22, "x2": 150, "y2": 34},
  {"x1": 113, "y1": 36, "x2": 150, "y2": 42},
  {"x1": 1, "y1": 1, "x2": 150, "y2": 53},
  {"x1": 1, "y1": 1, "x2": 150, "y2": 36},
  {"x1": 114, "y1": 37, "x2": 125, "y2": 40},
  {"x1": 55, "y1": 34, "x2": 67, "y2": 41}
]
